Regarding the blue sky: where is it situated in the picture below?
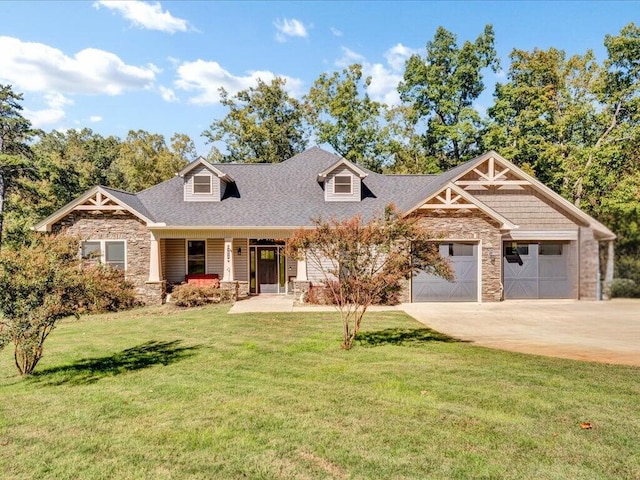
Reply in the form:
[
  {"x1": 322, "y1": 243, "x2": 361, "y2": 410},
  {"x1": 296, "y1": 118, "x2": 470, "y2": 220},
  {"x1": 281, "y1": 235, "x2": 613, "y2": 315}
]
[{"x1": 1, "y1": 1, "x2": 637, "y2": 155}]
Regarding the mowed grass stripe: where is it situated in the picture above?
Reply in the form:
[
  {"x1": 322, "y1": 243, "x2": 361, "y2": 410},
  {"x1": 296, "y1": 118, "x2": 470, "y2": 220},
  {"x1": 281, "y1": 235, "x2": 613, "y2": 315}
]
[{"x1": 0, "y1": 305, "x2": 638, "y2": 479}]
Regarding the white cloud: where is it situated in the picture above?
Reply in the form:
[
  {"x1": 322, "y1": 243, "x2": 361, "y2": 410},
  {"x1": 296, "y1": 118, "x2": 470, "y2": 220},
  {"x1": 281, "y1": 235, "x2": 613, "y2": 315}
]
[
  {"x1": 330, "y1": 27, "x2": 343, "y2": 37},
  {"x1": 335, "y1": 46, "x2": 403, "y2": 105},
  {"x1": 273, "y1": 18, "x2": 308, "y2": 42},
  {"x1": 44, "y1": 92, "x2": 73, "y2": 109},
  {"x1": 335, "y1": 47, "x2": 366, "y2": 68},
  {"x1": 94, "y1": 1, "x2": 190, "y2": 33},
  {"x1": 23, "y1": 108, "x2": 66, "y2": 128},
  {"x1": 384, "y1": 43, "x2": 418, "y2": 72},
  {"x1": 0, "y1": 36, "x2": 157, "y2": 96},
  {"x1": 174, "y1": 59, "x2": 304, "y2": 105},
  {"x1": 159, "y1": 85, "x2": 178, "y2": 102},
  {"x1": 90, "y1": 115, "x2": 103, "y2": 123}
]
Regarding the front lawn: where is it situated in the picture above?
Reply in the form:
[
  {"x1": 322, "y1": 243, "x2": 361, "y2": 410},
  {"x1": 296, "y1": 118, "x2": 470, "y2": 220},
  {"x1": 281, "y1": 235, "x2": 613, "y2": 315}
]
[{"x1": 0, "y1": 305, "x2": 638, "y2": 479}]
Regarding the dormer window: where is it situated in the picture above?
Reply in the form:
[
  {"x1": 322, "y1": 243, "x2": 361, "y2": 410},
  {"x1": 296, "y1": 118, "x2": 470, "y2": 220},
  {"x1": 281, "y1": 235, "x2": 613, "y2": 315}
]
[
  {"x1": 193, "y1": 175, "x2": 212, "y2": 194},
  {"x1": 334, "y1": 175, "x2": 352, "y2": 194}
]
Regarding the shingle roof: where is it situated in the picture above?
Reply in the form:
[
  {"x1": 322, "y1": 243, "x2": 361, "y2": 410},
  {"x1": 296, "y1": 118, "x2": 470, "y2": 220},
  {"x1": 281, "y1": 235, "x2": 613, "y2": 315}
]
[{"x1": 135, "y1": 146, "x2": 440, "y2": 227}]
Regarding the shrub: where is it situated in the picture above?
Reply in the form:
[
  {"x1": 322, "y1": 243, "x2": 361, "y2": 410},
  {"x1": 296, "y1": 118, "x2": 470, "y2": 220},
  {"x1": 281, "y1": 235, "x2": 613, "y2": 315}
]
[
  {"x1": 609, "y1": 278, "x2": 640, "y2": 298},
  {"x1": 171, "y1": 284, "x2": 233, "y2": 307},
  {"x1": 306, "y1": 282, "x2": 339, "y2": 305},
  {"x1": 0, "y1": 235, "x2": 138, "y2": 375},
  {"x1": 80, "y1": 266, "x2": 140, "y2": 313}
]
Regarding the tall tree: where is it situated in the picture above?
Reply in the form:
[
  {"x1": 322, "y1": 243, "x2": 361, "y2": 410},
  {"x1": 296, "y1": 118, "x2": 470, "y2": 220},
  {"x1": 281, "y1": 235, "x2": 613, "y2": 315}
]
[
  {"x1": 304, "y1": 64, "x2": 390, "y2": 172},
  {"x1": 203, "y1": 78, "x2": 308, "y2": 163},
  {"x1": 0, "y1": 85, "x2": 35, "y2": 250},
  {"x1": 399, "y1": 25, "x2": 499, "y2": 170},
  {"x1": 113, "y1": 130, "x2": 191, "y2": 192}
]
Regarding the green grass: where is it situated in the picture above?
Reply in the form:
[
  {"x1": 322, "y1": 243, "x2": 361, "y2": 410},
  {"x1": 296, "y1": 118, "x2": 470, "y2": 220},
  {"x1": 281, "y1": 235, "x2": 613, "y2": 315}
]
[{"x1": 0, "y1": 305, "x2": 639, "y2": 479}]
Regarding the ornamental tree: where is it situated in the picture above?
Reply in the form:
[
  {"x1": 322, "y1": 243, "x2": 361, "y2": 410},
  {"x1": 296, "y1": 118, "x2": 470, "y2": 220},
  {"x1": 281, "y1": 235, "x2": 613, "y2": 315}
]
[
  {"x1": 0, "y1": 235, "x2": 137, "y2": 375},
  {"x1": 286, "y1": 205, "x2": 452, "y2": 350}
]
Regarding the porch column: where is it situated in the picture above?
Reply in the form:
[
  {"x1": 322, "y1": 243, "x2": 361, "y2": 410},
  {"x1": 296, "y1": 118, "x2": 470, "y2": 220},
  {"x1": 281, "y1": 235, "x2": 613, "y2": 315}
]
[
  {"x1": 604, "y1": 240, "x2": 615, "y2": 298},
  {"x1": 148, "y1": 233, "x2": 161, "y2": 282},
  {"x1": 222, "y1": 237, "x2": 234, "y2": 282},
  {"x1": 296, "y1": 251, "x2": 308, "y2": 281}
]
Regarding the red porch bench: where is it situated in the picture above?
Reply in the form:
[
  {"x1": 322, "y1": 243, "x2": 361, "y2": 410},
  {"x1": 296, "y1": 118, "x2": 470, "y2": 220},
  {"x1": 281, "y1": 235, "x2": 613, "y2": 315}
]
[{"x1": 185, "y1": 273, "x2": 220, "y2": 288}]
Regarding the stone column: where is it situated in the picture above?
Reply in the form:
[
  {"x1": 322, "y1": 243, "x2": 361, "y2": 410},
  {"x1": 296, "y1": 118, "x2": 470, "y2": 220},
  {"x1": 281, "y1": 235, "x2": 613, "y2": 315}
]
[
  {"x1": 222, "y1": 237, "x2": 234, "y2": 282},
  {"x1": 148, "y1": 233, "x2": 161, "y2": 282}
]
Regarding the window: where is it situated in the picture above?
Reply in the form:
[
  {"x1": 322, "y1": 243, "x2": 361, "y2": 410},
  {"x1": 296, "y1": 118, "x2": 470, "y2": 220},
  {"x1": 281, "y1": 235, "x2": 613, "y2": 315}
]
[
  {"x1": 193, "y1": 175, "x2": 212, "y2": 194},
  {"x1": 504, "y1": 243, "x2": 529, "y2": 256},
  {"x1": 334, "y1": 175, "x2": 352, "y2": 194},
  {"x1": 187, "y1": 240, "x2": 206, "y2": 274},
  {"x1": 81, "y1": 240, "x2": 126, "y2": 270},
  {"x1": 539, "y1": 243, "x2": 563, "y2": 256},
  {"x1": 448, "y1": 243, "x2": 474, "y2": 257}
]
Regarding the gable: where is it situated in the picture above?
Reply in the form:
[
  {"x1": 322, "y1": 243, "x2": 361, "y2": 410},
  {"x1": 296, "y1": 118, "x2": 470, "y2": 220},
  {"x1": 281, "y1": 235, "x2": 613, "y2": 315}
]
[
  {"x1": 183, "y1": 165, "x2": 224, "y2": 202},
  {"x1": 449, "y1": 152, "x2": 615, "y2": 240},
  {"x1": 405, "y1": 182, "x2": 517, "y2": 231},
  {"x1": 34, "y1": 186, "x2": 159, "y2": 232},
  {"x1": 324, "y1": 165, "x2": 362, "y2": 202}
]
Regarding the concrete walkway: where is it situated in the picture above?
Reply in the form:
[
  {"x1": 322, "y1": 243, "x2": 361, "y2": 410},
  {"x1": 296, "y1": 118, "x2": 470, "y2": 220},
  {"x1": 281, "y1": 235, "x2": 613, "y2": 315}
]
[
  {"x1": 402, "y1": 299, "x2": 640, "y2": 366},
  {"x1": 228, "y1": 295, "x2": 399, "y2": 314},
  {"x1": 228, "y1": 296, "x2": 640, "y2": 366}
]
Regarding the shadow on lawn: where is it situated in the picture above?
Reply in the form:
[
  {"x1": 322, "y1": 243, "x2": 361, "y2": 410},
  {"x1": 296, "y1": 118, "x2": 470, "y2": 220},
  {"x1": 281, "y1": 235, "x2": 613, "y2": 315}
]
[
  {"x1": 357, "y1": 327, "x2": 465, "y2": 347},
  {"x1": 30, "y1": 340, "x2": 200, "y2": 386}
]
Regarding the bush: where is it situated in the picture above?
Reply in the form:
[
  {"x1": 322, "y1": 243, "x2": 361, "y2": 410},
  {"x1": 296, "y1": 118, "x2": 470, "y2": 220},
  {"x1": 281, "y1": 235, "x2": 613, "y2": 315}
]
[
  {"x1": 609, "y1": 278, "x2": 640, "y2": 298},
  {"x1": 171, "y1": 284, "x2": 233, "y2": 307},
  {"x1": 80, "y1": 266, "x2": 140, "y2": 313},
  {"x1": 306, "y1": 282, "x2": 339, "y2": 305}
]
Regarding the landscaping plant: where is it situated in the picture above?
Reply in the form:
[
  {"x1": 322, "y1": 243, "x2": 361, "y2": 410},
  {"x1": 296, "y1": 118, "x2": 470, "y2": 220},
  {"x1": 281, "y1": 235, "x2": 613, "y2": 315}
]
[
  {"x1": 0, "y1": 235, "x2": 137, "y2": 375},
  {"x1": 286, "y1": 205, "x2": 452, "y2": 349}
]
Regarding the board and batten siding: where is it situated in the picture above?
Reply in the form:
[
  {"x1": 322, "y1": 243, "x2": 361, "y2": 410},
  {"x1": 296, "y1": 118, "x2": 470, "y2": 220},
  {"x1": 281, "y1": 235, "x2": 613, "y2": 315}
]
[
  {"x1": 473, "y1": 188, "x2": 580, "y2": 230},
  {"x1": 206, "y1": 239, "x2": 224, "y2": 277},
  {"x1": 184, "y1": 165, "x2": 222, "y2": 202},
  {"x1": 164, "y1": 239, "x2": 186, "y2": 283},
  {"x1": 325, "y1": 166, "x2": 361, "y2": 202},
  {"x1": 233, "y1": 238, "x2": 249, "y2": 281}
]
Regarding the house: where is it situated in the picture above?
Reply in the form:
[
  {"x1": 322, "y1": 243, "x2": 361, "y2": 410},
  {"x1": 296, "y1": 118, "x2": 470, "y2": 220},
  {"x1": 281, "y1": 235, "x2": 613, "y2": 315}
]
[{"x1": 34, "y1": 147, "x2": 615, "y2": 304}]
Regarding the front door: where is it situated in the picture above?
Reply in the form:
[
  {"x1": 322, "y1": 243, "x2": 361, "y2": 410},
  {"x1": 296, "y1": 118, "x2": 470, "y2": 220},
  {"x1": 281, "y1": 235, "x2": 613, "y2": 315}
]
[{"x1": 257, "y1": 247, "x2": 278, "y2": 293}]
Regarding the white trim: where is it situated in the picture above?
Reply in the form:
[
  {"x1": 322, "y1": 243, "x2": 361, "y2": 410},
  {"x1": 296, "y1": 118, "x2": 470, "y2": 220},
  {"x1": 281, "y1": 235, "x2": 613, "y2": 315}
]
[
  {"x1": 404, "y1": 182, "x2": 518, "y2": 231},
  {"x1": 81, "y1": 239, "x2": 127, "y2": 271},
  {"x1": 185, "y1": 239, "x2": 207, "y2": 275},
  {"x1": 34, "y1": 186, "x2": 155, "y2": 232},
  {"x1": 333, "y1": 174, "x2": 353, "y2": 195},
  {"x1": 317, "y1": 158, "x2": 368, "y2": 180},
  {"x1": 178, "y1": 157, "x2": 233, "y2": 181},
  {"x1": 192, "y1": 174, "x2": 213, "y2": 195},
  {"x1": 450, "y1": 151, "x2": 615, "y2": 241},
  {"x1": 503, "y1": 230, "x2": 579, "y2": 241}
]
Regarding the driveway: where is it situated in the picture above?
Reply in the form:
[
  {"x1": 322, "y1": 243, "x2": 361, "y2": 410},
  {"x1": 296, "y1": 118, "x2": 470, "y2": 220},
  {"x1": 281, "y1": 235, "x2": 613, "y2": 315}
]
[{"x1": 401, "y1": 299, "x2": 640, "y2": 366}]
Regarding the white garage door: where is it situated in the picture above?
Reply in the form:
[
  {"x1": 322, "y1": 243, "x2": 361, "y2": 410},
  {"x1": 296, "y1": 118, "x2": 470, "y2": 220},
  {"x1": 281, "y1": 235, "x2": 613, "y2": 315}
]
[
  {"x1": 412, "y1": 243, "x2": 479, "y2": 302},
  {"x1": 503, "y1": 242, "x2": 573, "y2": 299}
]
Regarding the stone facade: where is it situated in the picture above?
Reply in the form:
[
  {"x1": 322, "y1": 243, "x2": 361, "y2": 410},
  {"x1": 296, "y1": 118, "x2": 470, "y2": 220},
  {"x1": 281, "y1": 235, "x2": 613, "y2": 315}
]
[
  {"x1": 579, "y1": 227, "x2": 599, "y2": 300},
  {"x1": 220, "y1": 281, "x2": 250, "y2": 299},
  {"x1": 412, "y1": 210, "x2": 504, "y2": 302},
  {"x1": 52, "y1": 211, "x2": 162, "y2": 304}
]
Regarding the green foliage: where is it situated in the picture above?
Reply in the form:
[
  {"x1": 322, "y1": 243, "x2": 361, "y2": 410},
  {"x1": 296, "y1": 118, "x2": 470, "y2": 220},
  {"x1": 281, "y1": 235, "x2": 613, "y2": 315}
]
[
  {"x1": 399, "y1": 25, "x2": 499, "y2": 170},
  {"x1": 609, "y1": 278, "x2": 640, "y2": 298},
  {"x1": 286, "y1": 205, "x2": 452, "y2": 349},
  {"x1": 171, "y1": 284, "x2": 233, "y2": 307},
  {"x1": 0, "y1": 84, "x2": 36, "y2": 250},
  {"x1": 203, "y1": 77, "x2": 308, "y2": 163},
  {"x1": 113, "y1": 130, "x2": 191, "y2": 192},
  {"x1": 0, "y1": 235, "x2": 137, "y2": 375},
  {"x1": 304, "y1": 64, "x2": 390, "y2": 172}
]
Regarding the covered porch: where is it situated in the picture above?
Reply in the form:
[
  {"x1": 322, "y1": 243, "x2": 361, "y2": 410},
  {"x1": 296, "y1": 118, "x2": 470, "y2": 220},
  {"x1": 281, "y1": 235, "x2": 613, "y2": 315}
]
[{"x1": 146, "y1": 230, "x2": 311, "y2": 297}]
